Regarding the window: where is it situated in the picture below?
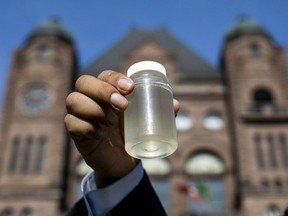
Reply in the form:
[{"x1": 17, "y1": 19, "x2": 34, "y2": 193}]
[
  {"x1": 185, "y1": 152, "x2": 226, "y2": 215},
  {"x1": 21, "y1": 209, "x2": 33, "y2": 216},
  {"x1": 203, "y1": 111, "x2": 224, "y2": 130},
  {"x1": 142, "y1": 158, "x2": 171, "y2": 175},
  {"x1": 1, "y1": 208, "x2": 13, "y2": 216},
  {"x1": 35, "y1": 136, "x2": 47, "y2": 172},
  {"x1": 267, "y1": 135, "x2": 277, "y2": 168},
  {"x1": 75, "y1": 159, "x2": 92, "y2": 176},
  {"x1": 252, "y1": 88, "x2": 273, "y2": 112},
  {"x1": 250, "y1": 43, "x2": 260, "y2": 58},
  {"x1": 142, "y1": 159, "x2": 171, "y2": 213},
  {"x1": 22, "y1": 136, "x2": 33, "y2": 173},
  {"x1": 266, "y1": 205, "x2": 280, "y2": 216},
  {"x1": 38, "y1": 46, "x2": 49, "y2": 61},
  {"x1": 274, "y1": 180, "x2": 283, "y2": 194},
  {"x1": 254, "y1": 134, "x2": 265, "y2": 169},
  {"x1": 260, "y1": 180, "x2": 270, "y2": 194},
  {"x1": 186, "y1": 177, "x2": 226, "y2": 215},
  {"x1": 9, "y1": 136, "x2": 20, "y2": 173},
  {"x1": 175, "y1": 109, "x2": 193, "y2": 131},
  {"x1": 254, "y1": 89, "x2": 273, "y2": 102},
  {"x1": 279, "y1": 134, "x2": 288, "y2": 169},
  {"x1": 185, "y1": 152, "x2": 225, "y2": 175}
]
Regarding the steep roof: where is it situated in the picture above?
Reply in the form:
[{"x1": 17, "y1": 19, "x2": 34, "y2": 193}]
[
  {"x1": 224, "y1": 15, "x2": 272, "y2": 42},
  {"x1": 26, "y1": 17, "x2": 74, "y2": 44},
  {"x1": 82, "y1": 28, "x2": 221, "y2": 82}
]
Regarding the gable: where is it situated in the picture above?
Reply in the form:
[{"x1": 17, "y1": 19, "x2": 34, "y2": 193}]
[{"x1": 82, "y1": 28, "x2": 221, "y2": 82}]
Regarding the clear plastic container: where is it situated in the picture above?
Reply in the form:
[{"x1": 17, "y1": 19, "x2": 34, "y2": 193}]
[{"x1": 124, "y1": 61, "x2": 178, "y2": 159}]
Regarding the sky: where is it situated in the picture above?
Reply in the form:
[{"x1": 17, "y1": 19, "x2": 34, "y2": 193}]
[{"x1": 0, "y1": 0, "x2": 288, "y2": 107}]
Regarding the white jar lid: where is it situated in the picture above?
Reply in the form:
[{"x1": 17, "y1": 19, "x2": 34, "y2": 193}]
[{"x1": 127, "y1": 61, "x2": 167, "y2": 77}]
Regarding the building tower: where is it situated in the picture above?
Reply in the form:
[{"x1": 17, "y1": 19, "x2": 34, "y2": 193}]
[
  {"x1": 221, "y1": 16, "x2": 288, "y2": 215},
  {"x1": 0, "y1": 18, "x2": 77, "y2": 215}
]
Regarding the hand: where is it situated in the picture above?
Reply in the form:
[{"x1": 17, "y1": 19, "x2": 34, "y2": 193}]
[{"x1": 64, "y1": 70, "x2": 180, "y2": 187}]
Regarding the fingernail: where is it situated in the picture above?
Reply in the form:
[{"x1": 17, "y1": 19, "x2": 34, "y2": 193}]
[
  {"x1": 118, "y1": 79, "x2": 133, "y2": 91},
  {"x1": 110, "y1": 93, "x2": 128, "y2": 111}
]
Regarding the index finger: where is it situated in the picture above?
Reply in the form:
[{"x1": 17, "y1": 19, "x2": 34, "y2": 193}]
[
  {"x1": 75, "y1": 75, "x2": 128, "y2": 111},
  {"x1": 98, "y1": 70, "x2": 135, "y2": 95}
]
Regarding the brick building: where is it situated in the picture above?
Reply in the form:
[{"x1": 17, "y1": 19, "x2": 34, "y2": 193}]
[{"x1": 0, "y1": 17, "x2": 287, "y2": 216}]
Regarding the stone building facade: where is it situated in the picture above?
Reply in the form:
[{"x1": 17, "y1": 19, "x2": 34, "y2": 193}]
[{"x1": 0, "y1": 17, "x2": 287, "y2": 216}]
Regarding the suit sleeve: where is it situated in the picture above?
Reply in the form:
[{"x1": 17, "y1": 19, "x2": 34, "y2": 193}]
[
  {"x1": 66, "y1": 197, "x2": 88, "y2": 216},
  {"x1": 66, "y1": 171, "x2": 167, "y2": 216},
  {"x1": 108, "y1": 171, "x2": 167, "y2": 216}
]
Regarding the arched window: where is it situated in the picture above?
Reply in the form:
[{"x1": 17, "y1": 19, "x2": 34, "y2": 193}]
[
  {"x1": 254, "y1": 89, "x2": 273, "y2": 102},
  {"x1": 1, "y1": 208, "x2": 13, "y2": 216},
  {"x1": 252, "y1": 88, "x2": 273, "y2": 112},
  {"x1": 185, "y1": 152, "x2": 225, "y2": 175},
  {"x1": 185, "y1": 152, "x2": 226, "y2": 215},
  {"x1": 266, "y1": 205, "x2": 280, "y2": 216},
  {"x1": 142, "y1": 159, "x2": 171, "y2": 175},
  {"x1": 74, "y1": 159, "x2": 92, "y2": 202},
  {"x1": 176, "y1": 109, "x2": 193, "y2": 131},
  {"x1": 21, "y1": 208, "x2": 33, "y2": 216},
  {"x1": 142, "y1": 159, "x2": 171, "y2": 213},
  {"x1": 9, "y1": 136, "x2": 20, "y2": 173},
  {"x1": 203, "y1": 111, "x2": 224, "y2": 130}
]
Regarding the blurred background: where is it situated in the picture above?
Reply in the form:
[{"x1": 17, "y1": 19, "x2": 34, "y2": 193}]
[{"x1": 0, "y1": 0, "x2": 288, "y2": 215}]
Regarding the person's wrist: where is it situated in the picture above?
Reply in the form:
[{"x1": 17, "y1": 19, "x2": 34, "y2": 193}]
[{"x1": 93, "y1": 157, "x2": 137, "y2": 188}]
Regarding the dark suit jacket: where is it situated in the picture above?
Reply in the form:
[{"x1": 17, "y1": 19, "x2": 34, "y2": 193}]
[{"x1": 66, "y1": 172, "x2": 167, "y2": 216}]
